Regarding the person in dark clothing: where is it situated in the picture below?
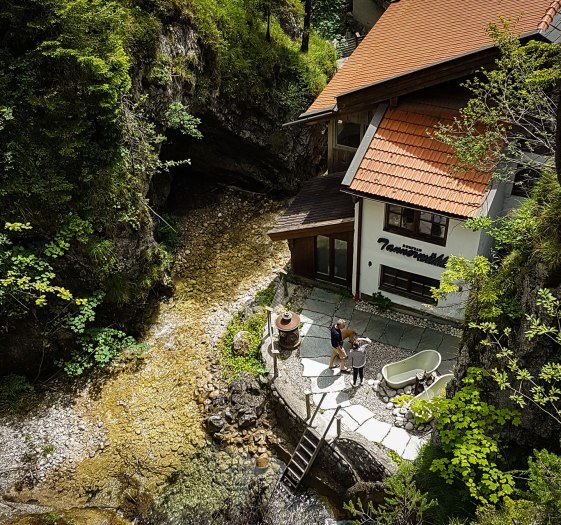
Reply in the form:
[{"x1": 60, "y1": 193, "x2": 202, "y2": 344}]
[
  {"x1": 348, "y1": 337, "x2": 371, "y2": 386},
  {"x1": 329, "y1": 319, "x2": 350, "y2": 373}
]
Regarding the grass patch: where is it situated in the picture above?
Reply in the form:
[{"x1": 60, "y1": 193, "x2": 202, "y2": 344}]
[
  {"x1": 255, "y1": 280, "x2": 276, "y2": 307},
  {"x1": 0, "y1": 374, "x2": 36, "y2": 415},
  {"x1": 219, "y1": 308, "x2": 268, "y2": 379}
]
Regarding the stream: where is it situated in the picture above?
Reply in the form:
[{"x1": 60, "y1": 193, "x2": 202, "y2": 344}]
[{"x1": 1, "y1": 188, "x2": 344, "y2": 524}]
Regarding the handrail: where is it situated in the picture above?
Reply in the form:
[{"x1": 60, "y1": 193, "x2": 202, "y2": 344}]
[{"x1": 308, "y1": 392, "x2": 326, "y2": 427}]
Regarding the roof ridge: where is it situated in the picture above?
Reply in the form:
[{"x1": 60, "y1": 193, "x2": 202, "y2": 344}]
[{"x1": 539, "y1": 0, "x2": 561, "y2": 31}]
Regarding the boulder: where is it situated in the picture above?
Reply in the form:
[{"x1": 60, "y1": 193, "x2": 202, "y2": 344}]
[{"x1": 233, "y1": 330, "x2": 251, "y2": 357}]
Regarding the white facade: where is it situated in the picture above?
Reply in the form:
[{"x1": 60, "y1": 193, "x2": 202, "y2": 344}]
[{"x1": 353, "y1": 198, "x2": 499, "y2": 320}]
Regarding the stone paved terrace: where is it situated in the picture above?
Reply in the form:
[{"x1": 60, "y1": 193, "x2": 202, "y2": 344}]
[{"x1": 291, "y1": 287, "x2": 461, "y2": 461}]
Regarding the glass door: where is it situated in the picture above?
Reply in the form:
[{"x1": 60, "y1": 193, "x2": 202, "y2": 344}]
[{"x1": 315, "y1": 235, "x2": 351, "y2": 285}]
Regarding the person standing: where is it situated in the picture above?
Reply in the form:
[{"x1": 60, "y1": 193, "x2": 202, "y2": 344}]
[
  {"x1": 348, "y1": 337, "x2": 372, "y2": 386},
  {"x1": 329, "y1": 319, "x2": 350, "y2": 373}
]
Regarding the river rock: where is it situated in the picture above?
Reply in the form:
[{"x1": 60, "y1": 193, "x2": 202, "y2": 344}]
[
  {"x1": 233, "y1": 330, "x2": 251, "y2": 356},
  {"x1": 405, "y1": 422, "x2": 414, "y2": 431},
  {"x1": 255, "y1": 453, "x2": 269, "y2": 468},
  {"x1": 238, "y1": 409, "x2": 257, "y2": 429},
  {"x1": 206, "y1": 415, "x2": 226, "y2": 433}
]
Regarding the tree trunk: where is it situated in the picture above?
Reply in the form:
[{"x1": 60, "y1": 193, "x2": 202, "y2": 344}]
[
  {"x1": 301, "y1": 0, "x2": 312, "y2": 53},
  {"x1": 265, "y1": 4, "x2": 271, "y2": 42}
]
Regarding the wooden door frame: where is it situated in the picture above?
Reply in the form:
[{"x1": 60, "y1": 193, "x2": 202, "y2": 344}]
[{"x1": 314, "y1": 233, "x2": 353, "y2": 287}]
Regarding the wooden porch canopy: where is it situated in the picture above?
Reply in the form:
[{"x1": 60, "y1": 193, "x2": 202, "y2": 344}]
[{"x1": 268, "y1": 174, "x2": 355, "y2": 241}]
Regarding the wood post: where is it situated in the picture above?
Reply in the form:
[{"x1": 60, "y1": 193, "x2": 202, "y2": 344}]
[
  {"x1": 304, "y1": 389, "x2": 312, "y2": 420},
  {"x1": 336, "y1": 414, "x2": 343, "y2": 437},
  {"x1": 278, "y1": 268, "x2": 288, "y2": 298}
]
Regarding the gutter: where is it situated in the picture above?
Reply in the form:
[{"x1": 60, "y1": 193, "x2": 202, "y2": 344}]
[{"x1": 283, "y1": 106, "x2": 336, "y2": 127}]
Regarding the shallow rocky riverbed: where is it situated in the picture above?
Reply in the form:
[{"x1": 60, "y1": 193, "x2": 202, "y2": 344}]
[{"x1": 0, "y1": 190, "x2": 294, "y2": 523}]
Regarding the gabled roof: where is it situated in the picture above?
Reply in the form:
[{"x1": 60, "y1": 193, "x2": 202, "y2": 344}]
[
  {"x1": 345, "y1": 99, "x2": 491, "y2": 218},
  {"x1": 303, "y1": 0, "x2": 559, "y2": 118},
  {"x1": 268, "y1": 174, "x2": 355, "y2": 240}
]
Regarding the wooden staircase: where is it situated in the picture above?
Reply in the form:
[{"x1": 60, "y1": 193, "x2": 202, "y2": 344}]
[{"x1": 279, "y1": 393, "x2": 341, "y2": 493}]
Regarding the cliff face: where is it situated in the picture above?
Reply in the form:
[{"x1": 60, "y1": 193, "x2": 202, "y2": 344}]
[
  {"x1": 146, "y1": 21, "x2": 328, "y2": 203},
  {"x1": 455, "y1": 262, "x2": 561, "y2": 448},
  {"x1": 0, "y1": 1, "x2": 334, "y2": 376}
]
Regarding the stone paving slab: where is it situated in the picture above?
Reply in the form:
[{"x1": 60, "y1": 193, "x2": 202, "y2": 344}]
[
  {"x1": 382, "y1": 427, "x2": 411, "y2": 456},
  {"x1": 300, "y1": 337, "x2": 332, "y2": 358},
  {"x1": 311, "y1": 374, "x2": 347, "y2": 394},
  {"x1": 313, "y1": 392, "x2": 351, "y2": 410},
  {"x1": 301, "y1": 357, "x2": 340, "y2": 377},
  {"x1": 398, "y1": 326, "x2": 425, "y2": 351},
  {"x1": 308, "y1": 288, "x2": 341, "y2": 304},
  {"x1": 334, "y1": 305, "x2": 354, "y2": 322},
  {"x1": 300, "y1": 310, "x2": 333, "y2": 327},
  {"x1": 357, "y1": 418, "x2": 392, "y2": 443},
  {"x1": 379, "y1": 319, "x2": 407, "y2": 347},
  {"x1": 440, "y1": 359, "x2": 456, "y2": 374},
  {"x1": 300, "y1": 323, "x2": 330, "y2": 339},
  {"x1": 439, "y1": 334, "x2": 460, "y2": 359},
  {"x1": 302, "y1": 298, "x2": 338, "y2": 316},
  {"x1": 417, "y1": 328, "x2": 444, "y2": 351},
  {"x1": 343, "y1": 405, "x2": 375, "y2": 426},
  {"x1": 402, "y1": 435, "x2": 424, "y2": 461},
  {"x1": 348, "y1": 310, "x2": 371, "y2": 335},
  {"x1": 363, "y1": 315, "x2": 388, "y2": 341}
]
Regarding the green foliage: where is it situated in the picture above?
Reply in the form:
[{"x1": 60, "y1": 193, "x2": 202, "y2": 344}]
[
  {"x1": 433, "y1": 255, "x2": 501, "y2": 319},
  {"x1": 472, "y1": 288, "x2": 561, "y2": 425},
  {"x1": 63, "y1": 328, "x2": 147, "y2": 376},
  {"x1": 254, "y1": 280, "x2": 276, "y2": 307},
  {"x1": 0, "y1": 374, "x2": 36, "y2": 415},
  {"x1": 164, "y1": 102, "x2": 202, "y2": 138},
  {"x1": 371, "y1": 291, "x2": 392, "y2": 311},
  {"x1": 311, "y1": 0, "x2": 348, "y2": 41},
  {"x1": 526, "y1": 449, "x2": 561, "y2": 524},
  {"x1": 433, "y1": 21, "x2": 561, "y2": 176},
  {"x1": 344, "y1": 462, "x2": 437, "y2": 525},
  {"x1": 219, "y1": 309, "x2": 267, "y2": 379},
  {"x1": 393, "y1": 393, "x2": 413, "y2": 407},
  {"x1": 413, "y1": 442, "x2": 473, "y2": 524},
  {"x1": 180, "y1": 0, "x2": 336, "y2": 115},
  {"x1": 474, "y1": 498, "x2": 538, "y2": 525},
  {"x1": 412, "y1": 368, "x2": 520, "y2": 505}
]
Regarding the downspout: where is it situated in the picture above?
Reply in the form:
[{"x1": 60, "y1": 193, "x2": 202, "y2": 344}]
[{"x1": 354, "y1": 198, "x2": 363, "y2": 301}]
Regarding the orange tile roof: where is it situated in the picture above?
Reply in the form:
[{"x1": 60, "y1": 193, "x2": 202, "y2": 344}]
[
  {"x1": 305, "y1": 0, "x2": 558, "y2": 116},
  {"x1": 347, "y1": 100, "x2": 491, "y2": 218}
]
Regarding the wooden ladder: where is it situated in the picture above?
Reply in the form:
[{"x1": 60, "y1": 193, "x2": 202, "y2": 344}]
[{"x1": 279, "y1": 392, "x2": 341, "y2": 493}]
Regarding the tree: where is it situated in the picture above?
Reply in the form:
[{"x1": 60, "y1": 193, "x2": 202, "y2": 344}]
[
  {"x1": 344, "y1": 462, "x2": 437, "y2": 525},
  {"x1": 433, "y1": 21, "x2": 561, "y2": 185},
  {"x1": 301, "y1": 0, "x2": 312, "y2": 52}
]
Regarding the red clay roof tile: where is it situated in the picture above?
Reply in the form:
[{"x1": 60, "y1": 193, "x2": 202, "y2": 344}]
[
  {"x1": 306, "y1": 0, "x2": 558, "y2": 116},
  {"x1": 347, "y1": 101, "x2": 492, "y2": 218}
]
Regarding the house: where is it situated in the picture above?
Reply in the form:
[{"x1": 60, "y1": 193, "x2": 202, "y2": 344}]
[{"x1": 269, "y1": 0, "x2": 561, "y2": 320}]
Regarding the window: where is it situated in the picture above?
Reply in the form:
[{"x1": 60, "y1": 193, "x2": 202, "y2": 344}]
[
  {"x1": 335, "y1": 120, "x2": 361, "y2": 149},
  {"x1": 385, "y1": 204, "x2": 448, "y2": 245},
  {"x1": 380, "y1": 266, "x2": 439, "y2": 304}
]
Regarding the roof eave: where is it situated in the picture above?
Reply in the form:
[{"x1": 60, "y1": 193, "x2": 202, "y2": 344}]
[{"x1": 340, "y1": 187, "x2": 478, "y2": 221}]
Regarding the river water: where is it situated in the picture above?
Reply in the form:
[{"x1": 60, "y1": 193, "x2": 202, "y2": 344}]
[{"x1": 4, "y1": 189, "x2": 346, "y2": 524}]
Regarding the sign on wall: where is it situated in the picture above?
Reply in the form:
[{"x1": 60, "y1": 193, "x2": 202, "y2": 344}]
[{"x1": 377, "y1": 237, "x2": 449, "y2": 268}]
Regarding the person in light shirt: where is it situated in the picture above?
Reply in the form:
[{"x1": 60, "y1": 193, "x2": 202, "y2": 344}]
[{"x1": 347, "y1": 337, "x2": 372, "y2": 386}]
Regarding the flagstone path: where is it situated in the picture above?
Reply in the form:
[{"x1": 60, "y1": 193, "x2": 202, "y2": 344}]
[{"x1": 296, "y1": 287, "x2": 461, "y2": 461}]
